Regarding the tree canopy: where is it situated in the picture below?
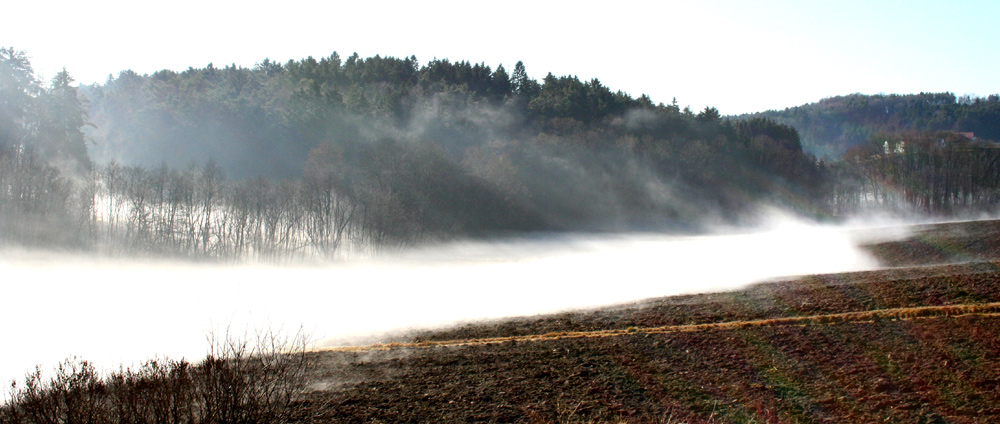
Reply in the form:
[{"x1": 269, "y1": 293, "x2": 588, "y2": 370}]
[{"x1": 2, "y1": 46, "x2": 997, "y2": 258}]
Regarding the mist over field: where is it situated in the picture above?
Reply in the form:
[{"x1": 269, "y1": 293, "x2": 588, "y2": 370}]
[
  {"x1": 4, "y1": 2, "x2": 1000, "y2": 419},
  {"x1": 3, "y1": 44, "x2": 1000, "y2": 419},
  {"x1": 0, "y1": 213, "x2": 892, "y2": 392}
]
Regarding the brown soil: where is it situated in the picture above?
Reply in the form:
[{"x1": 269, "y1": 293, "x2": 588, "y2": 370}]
[
  {"x1": 292, "y1": 220, "x2": 1000, "y2": 423},
  {"x1": 863, "y1": 218, "x2": 1000, "y2": 267}
]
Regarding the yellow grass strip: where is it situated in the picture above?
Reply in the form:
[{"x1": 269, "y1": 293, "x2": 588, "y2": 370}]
[{"x1": 317, "y1": 302, "x2": 1000, "y2": 353}]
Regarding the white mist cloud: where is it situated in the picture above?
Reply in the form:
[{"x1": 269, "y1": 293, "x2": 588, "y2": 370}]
[{"x1": 0, "y1": 217, "x2": 885, "y2": 393}]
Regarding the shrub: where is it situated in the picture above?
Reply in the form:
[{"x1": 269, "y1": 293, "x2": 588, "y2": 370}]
[{"x1": 1, "y1": 330, "x2": 310, "y2": 424}]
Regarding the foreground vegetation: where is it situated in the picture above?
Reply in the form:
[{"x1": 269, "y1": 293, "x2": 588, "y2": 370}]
[{"x1": 1, "y1": 332, "x2": 311, "y2": 424}]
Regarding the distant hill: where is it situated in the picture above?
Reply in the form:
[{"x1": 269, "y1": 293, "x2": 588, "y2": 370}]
[{"x1": 749, "y1": 92, "x2": 1000, "y2": 158}]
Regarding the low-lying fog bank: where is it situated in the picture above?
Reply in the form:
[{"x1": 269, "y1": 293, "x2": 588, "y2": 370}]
[{"x1": 1, "y1": 217, "x2": 899, "y2": 394}]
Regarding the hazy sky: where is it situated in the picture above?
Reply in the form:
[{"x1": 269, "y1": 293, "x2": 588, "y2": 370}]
[{"x1": 3, "y1": 0, "x2": 998, "y2": 114}]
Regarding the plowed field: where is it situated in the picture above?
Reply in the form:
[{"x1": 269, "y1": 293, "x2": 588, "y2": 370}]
[{"x1": 293, "y1": 220, "x2": 1000, "y2": 423}]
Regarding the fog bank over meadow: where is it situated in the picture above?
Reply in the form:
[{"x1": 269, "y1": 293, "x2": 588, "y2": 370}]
[
  {"x1": 0, "y1": 213, "x2": 898, "y2": 391},
  {"x1": 6, "y1": 45, "x2": 1000, "y2": 402}
]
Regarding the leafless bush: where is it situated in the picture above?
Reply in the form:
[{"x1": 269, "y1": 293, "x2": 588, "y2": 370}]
[
  {"x1": 1, "y1": 330, "x2": 311, "y2": 424},
  {"x1": 1, "y1": 359, "x2": 107, "y2": 424},
  {"x1": 197, "y1": 329, "x2": 310, "y2": 424}
]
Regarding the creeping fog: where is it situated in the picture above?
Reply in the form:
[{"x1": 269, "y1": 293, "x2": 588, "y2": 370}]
[
  {"x1": 0, "y1": 215, "x2": 887, "y2": 391},
  {"x1": 3, "y1": 49, "x2": 999, "y2": 400}
]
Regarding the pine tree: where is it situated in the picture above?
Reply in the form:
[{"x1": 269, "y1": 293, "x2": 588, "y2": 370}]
[
  {"x1": 34, "y1": 68, "x2": 92, "y2": 174},
  {"x1": 0, "y1": 47, "x2": 39, "y2": 148}
]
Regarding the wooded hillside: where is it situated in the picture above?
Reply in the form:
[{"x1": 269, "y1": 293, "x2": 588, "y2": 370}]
[
  {"x1": 2, "y1": 47, "x2": 998, "y2": 258},
  {"x1": 754, "y1": 92, "x2": 1000, "y2": 158}
]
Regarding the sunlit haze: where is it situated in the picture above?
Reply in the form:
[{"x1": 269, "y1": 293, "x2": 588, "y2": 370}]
[
  {"x1": 3, "y1": 0, "x2": 998, "y2": 114},
  {"x1": 4, "y1": 2, "x2": 1000, "y2": 417}
]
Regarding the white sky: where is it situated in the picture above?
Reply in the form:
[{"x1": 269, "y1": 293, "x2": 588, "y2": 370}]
[{"x1": 3, "y1": 0, "x2": 999, "y2": 115}]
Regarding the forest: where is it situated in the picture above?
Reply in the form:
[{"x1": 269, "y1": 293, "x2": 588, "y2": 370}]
[
  {"x1": 2, "y1": 46, "x2": 999, "y2": 260},
  {"x1": 753, "y1": 92, "x2": 1000, "y2": 159}
]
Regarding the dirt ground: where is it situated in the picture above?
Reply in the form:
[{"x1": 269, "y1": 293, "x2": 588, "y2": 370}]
[{"x1": 292, "y1": 220, "x2": 1000, "y2": 423}]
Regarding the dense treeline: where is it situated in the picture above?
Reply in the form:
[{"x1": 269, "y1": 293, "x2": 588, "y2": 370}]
[
  {"x1": 79, "y1": 51, "x2": 826, "y2": 223},
  {"x1": 755, "y1": 92, "x2": 1000, "y2": 158},
  {"x1": 0, "y1": 142, "x2": 90, "y2": 248},
  {"x1": 0, "y1": 48, "x2": 91, "y2": 174},
  {"x1": 3, "y1": 47, "x2": 999, "y2": 259},
  {"x1": 830, "y1": 130, "x2": 1000, "y2": 215},
  {"x1": 2, "y1": 47, "x2": 830, "y2": 258}
]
